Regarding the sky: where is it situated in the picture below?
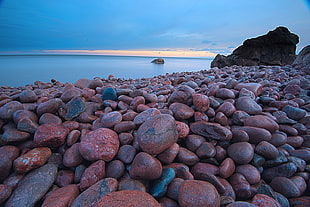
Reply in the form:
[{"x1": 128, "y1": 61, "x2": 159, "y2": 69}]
[{"x1": 0, "y1": 0, "x2": 309, "y2": 57}]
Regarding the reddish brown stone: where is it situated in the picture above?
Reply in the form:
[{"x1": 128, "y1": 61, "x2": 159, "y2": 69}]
[
  {"x1": 80, "y1": 160, "x2": 106, "y2": 191},
  {"x1": 229, "y1": 173, "x2": 251, "y2": 200},
  {"x1": 117, "y1": 145, "x2": 136, "y2": 164},
  {"x1": 34, "y1": 124, "x2": 69, "y2": 147},
  {"x1": 191, "y1": 162, "x2": 219, "y2": 179},
  {"x1": 166, "y1": 163, "x2": 194, "y2": 180},
  {"x1": 105, "y1": 160, "x2": 125, "y2": 179},
  {"x1": 13, "y1": 109, "x2": 38, "y2": 124},
  {"x1": 2, "y1": 126, "x2": 30, "y2": 143},
  {"x1": 269, "y1": 176, "x2": 302, "y2": 198},
  {"x1": 227, "y1": 142, "x2": 254, "y2": 165},
  {"x1": 255, "y1": 141, "x2": 279, "y2": 160},
  {"x1": 55, "y1": 170, "x2": 74, "y2": 187},
  {"x1": 231, "y1": 129, "x2": 249, "y2": 143},
  {"x1": 216, "y1": 88, "x2": 235, "y2": 99},
  {"x1": 19, "y1": 90, "x2": 38, "y2": 103},
  {"x1": 251, "y1": 194, "x2": 281, "y2": 207},
  {"x1": 177, "y1": 147, "x2": 199, "y2": 166},
  {"x1": 113, "y1": 121, "x2": 136, "y2": 133},
  {"x1": 0, "y1": 101, "x2": 24, "y2": 119},
  {"x1": 130, "y1": 96, "x2": 145, "y2": 111},
  {"x1": 196, "y1": 141, "x2": 216, "y2": 158},
  {"x1": 71, "y1": 178, "x2": 118, "y2": 207},
  {"x1": 236, "y1": 96, "x2": 262, "y2": 115},
  {"x1": 167, "y1": 178, "x2": 184, "y2": 200},
  {"x1": 0, "y1": 184, "x2": 12, "y2": 204},
  {"x1": 244, "y1": 115, "x2": 279, "y2": 133},
  {"x1": 13, "y1": 147, "x2": 52, "y2": 173},
  {"x1": 185, "y1": 134, "x2": 206, "y2": 152},
  {"x1": 39, "y1": 113, "x2": 62, "y2": 125},
  {"x1": 190, "y1": 121, "x2": 232, "y2": 141},
  {"x1": 168, "y1": 85, "x2": 195, "y2": 106},
  {"x1": 169, "y1": 102, "x2": 194, "y2": 120},
  {"x1": 133, "y1": 108, "x2": 161, "y2": 125},
  {"x1": 95, "y1": 190, "x2": 161, "y2": 207},
  {"x1": 42, "y1": 184, "x2": 79, "y2": 207},
  {"x1": 157, "y1": 143, "x2": 180, "y2": 164},
  {"x1": 66, "y1": 130, "x2": 81, "y2": 146},
  {"x1": 178, "y1": 180, "x2": 220, "y2": 207},
  {"x1": 289, "y1": 196, "x2": 310, "y2": 207},
  {"x1": 79, "y1": 128, "x2": 119, "y2": 161},
  {"x1": 287, "y1": 136, "x2": 304, "y2": 148},
  {"x1": 36, "y1": 98, "x2": 63, "y2": 116},
  {"x1": 193, "y1": 93, "x2": 210, "y2": 112},
  {"x1": 137, "y1": 114, "x2": 178, "y2": 155},
  {"x1": 118, "y1": 178, "x2": 146, "y2": 192},
  {"x1": 216, "y1": 101, "x2": 236, "y2": 117},
  {"x1": 119, "y1": 133, "x2": 134, "y2": 145},
  {"x1": 218, "y1": 177, "x2": 236, "y2": 199},
  {"x1": 100, "y1": 111, "x2": 122, "y2": 128},
  {"x1": 17, "y1": 117, "x2": 39, "y2": 133},
  {"x1": 60, "y1": 88, "x2": 81, "y2": 102},
  {"x1": 175, "y1": 121, "x2": 190, "y2": 139},
  {"x1": 219, "y1": 158, "x2": 235, "y2": 178},
  {"x1": 129, "y1": 152, "x2": 162, "y2": 180},
  {"x1": 215, "y1": 112, "x2": 228, "y2": 125},
  {"x1": 269, "y1": 131, "x2": 287, "y2": 147},
  {"x1": 0, "y1": 145, "x2": 20, "y2": 181},
  {"x1": 63, "y1": 143, "x2": 84, "y2": 168},
  {"x1": 236, "y1": 126, "x2": 272, "y2": 144},
  {"x1": 235, "y1": 164, "x2": 261, "y2": 184},
  {"x1": 234, "y1": 83, "x2": 263, "y2": 96}
]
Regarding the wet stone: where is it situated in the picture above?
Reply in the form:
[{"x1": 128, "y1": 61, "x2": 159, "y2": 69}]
[
  {"x1": 150, "y1": 168, "x2": 176, "y2": 198},
  {"x1": 157, "y1": 143, "x2": 179, "y2": 164},
  {"x1": 79, "y1": 128, "x2": 119, "y2": 162},
  {"x1": 64, "y1": 97, "x2": 86, "y2": 120},
  {"x1": 137, "y1": 114, "x2": 178, "y2": 155},
  {"x1": 71, "y1": 178, "x2": 118, "y2": 207},
  {"x1": 36, "y1": 98, "x2": 63, "y2": 116},
  {"x1": 34, "y1": 124, "x2": 69, "y2": 148},
  {"x1": 13, "y1": 147, "x2": 52, "y2": 173},
  {"x1": 190, "y1": 121, "x2": 232, "y2": 141},
  {"x1": 167, "y1": 85, "x2": 195, "y2": 106},
  {"x1": 216, "y1": 88, "x2": 235, "y2": 99},
  {"x1": 79, "y1": 160, "x2": 106, "y2": 191},
  {"x1": 255, "y1": 141, "x2": 279, "y2": 160},
  {"x1": 235, "y1": 164, "x2": 261, "y2": 184},
  {"x1": 42, "y1": 184, "x2": 79, "y2": 207},
  {"x1": 192, "y1": 93, "x2": 210, "y2": 112},
  {"x1": 169, "y1": 102, "x2": 194, "y2": 120},
  {"x1": 129, "y1": 152, "x2": 162, "y2": 180},
  {"x1": 17, "y1": 117, "x2": 39, "y2": 133},
  {"x1": 219, "y1": 158, "x2": 235, "y2": 178},
  {"x1": 262, "y1": 162, "x2": 297, "y2": 182},
  {"x1": 105, "y1": 160, "x2": 125, "y2": 179},
  {"x1": 178, "y1": 180, "x2": 220, "y2": 207},
  {"x1": 236, "y1": 96, "x2": 262, "y2": 115},
  {"x1": 0, "y1": 101, "x2": 24, "y2": 120},
  {"x1": 118, "y1": 179, "x2": 146, "y2": 192},
  {"x1": 102, "y1": 87, "x2": 117, "y2": 101},
  {"x1": 244, "y1": 115, "x2": 279, "y2": 133},
  {"x1": 282, "y1": 105, "x2": 306, "y2": 120},
  {"x1": 237, "y1": 126, "x2": 272, "y2": 144},
  {"x1": 19, "y1": 90, "x2": 38, "y2": 103},
  {"x1": 101, "y1": 111, "x2": 122, "y2": 128},
  {"x1": 177, "y1": 147, "x2": 199, "y2": 166},
  {"x1": 175, "y1": 121, "x2": 190, "y2": 139},
  {"x1": 216, "y1": 101, "x2": 236, "y2": 117},
  {"x1": 229, "y1": 173, "x2": 252, "y2": 200},
  {"x1": 227, "y1": 142, "x2": 254, "y2": 165},
  {"x1": 5, "y1": 164, "x2": 57, "y2": 207},
  {"x1": 95, "y1": 190, "x2": 161, "y2": 207}
]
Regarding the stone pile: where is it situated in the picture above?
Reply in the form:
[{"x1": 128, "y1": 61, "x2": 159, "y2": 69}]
[{"x1": 0, "y1": 63, "x2": 309, "y2": 207}]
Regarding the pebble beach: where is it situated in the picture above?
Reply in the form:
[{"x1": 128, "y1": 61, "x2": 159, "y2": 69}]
[{"x1": 0, "y1": 63, "x2": 310, "y2": 207}]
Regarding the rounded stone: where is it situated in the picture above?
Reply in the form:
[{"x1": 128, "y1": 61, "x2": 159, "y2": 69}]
[
  {"x1": 36, "y1": 98, "x2": 63, "y2": 116},
  {"x1": 105, "y1": 160, "x2": 125, "y2": 179},
  {"x1": 177, "y1": 147, "x2": 199, "y2": 166},
  {"x1": 219, "y1": 158, "x2": 235, "y2": 178},
  {"x1": 282, "y1": 105, "x2": 306, "y2": 120},
  {"x1": 34, "y1": 124, "x2": 69, "y2": 148},
  {"x1": 150, "y1": 168, "x2": 176, "y2": 198},
  {"x1": 185, "y1": 134, "x2": 206, "y2": 152},
  {"x1": 244, "y1": 115, "x2": 279, "y2": 133},
  {"x1": 196, "y1": 142, "x2": 216, "y2": 158},
  {"x1": 13, "y1": 147, "x2": 52, "y2": 173},
  {"x1": 190, "y1": 121, "x2": 232, "y2": 141},
  {"x1": 133, "y1": 108, "x2": 161, "y2": 125},
  {"x1": 39, "y1": 113, "x2": 62, "y2": 125},
  {"x1": 226, "y1": 201, "x2": 258, "y2": 207},
  {"x1": 157, "y1": 143, "x2": 180, "y2": 164},
  {"x1": 191, "y1": 162, "x2": 219, "y2": 179},
  {"x1": 79, "y1": 128, "x2": 119, "y2": 161},
  {"x1": 0, "y1": 101, "x2": 24, "y2": 120},
  {"x1": 129, "y1": 152, "x2": 162, "y2": 180},
  {"x1": 42, "y1": 184, "x2": 80, "y2": 207},
  {"x1": 55, "y1": 170, "x2": 75, "y2": 187},
  {"x1": 237, "y1": 126, "x2": 272, "y2": 144},
  {"x1": 255, "y1": 141, "x2": 279, "y2": 160},
  {"x1": 0, "y1": 184, "x2": 12, "y2": 204},
  {"x1": 235, "y1": 164, "x2": 261, "y2": 184},
  {"x1": 63, "y1": 143, "x2": 84, "y2": 167},
  {"x1": 192, "y1": 94, "x2": 210, "y2": 112},
  {"x1": 216, "y1": 101, "x2": 236, "y2": 117},
  {"x1": 229, "y1": 173, "x2": 251, "y2": 200},
  {"x1": 113, "y1": 121, "x2": 136, "y2": 133},
  {"x1": 0, "y1": 145, "x2": 20, "y2": 181},
  {"x1": 178, "y1": 180, "x2": 220, "y2": 207},
  {"x1": 262, "y1": 163, "x2": 297, "y2": 182},
  {"x1": 117, "y1": 145, "x2": 136, "y2": 164},
  {"x1": 137, "y1": 114, "x2": 178, "y2": 155},
  {"x1": 80, "y1": 160, "x2": 106, "y2": 191},
  {"x1": 269, "y1": 177, "x2": 301, "y2": 198},
  {"x1": 236, "y1": 96, "x2": 262, "y2": 115},
  {"x1": 216, "y1": 88, "x2": 235, "y2": 99},
  {"x1": 118, "y1": 179, "x2": 146, "y2": 192},
  {"x1": 235, "y1": 83, "x2": 263, "y2": 96},
  {"x1": 95, "y1": 190, "x2": 161, "y2": 207},
  {"x1": 102, "y1": 87, "x2": 117, "y2": 101},
  {"x1": 100, "y1": 111, "x2": 122, "y2": 128},
  {"x1": 169, "y1": 102, "x2": 194, "y2": 120},
  {"x1": 19, "y1": 90, "x2": 38, "y2": 103},
  {"x1": 269, "y1": 131, "x2": 287, "y2": 147},
  {"x1": 167, "y1": 85, "x2": 195, "y2": 106},
  {"x1": 175, "y1": 121, "x2": 190, "y2": 139},
  {"x1": 227, "y1": 142, "x2": 254, "y2": 165},
  {"x1": 13, "y1": 109, "x2": 38, "y2": 124}
]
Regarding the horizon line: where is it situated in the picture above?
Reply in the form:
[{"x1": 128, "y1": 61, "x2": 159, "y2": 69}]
[{"x1": 0, "y1": 49, "x2": 217, "y2": 58}]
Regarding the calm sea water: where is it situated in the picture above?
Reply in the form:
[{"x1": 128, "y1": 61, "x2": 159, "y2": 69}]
[{"x1": 0, "y1": 55, "x2": 213, "y2": 87}]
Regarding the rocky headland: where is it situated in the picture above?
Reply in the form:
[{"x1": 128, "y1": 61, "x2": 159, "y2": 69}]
[{"x1": 0, "y1": 32, "x2": 310, "y2": 206}]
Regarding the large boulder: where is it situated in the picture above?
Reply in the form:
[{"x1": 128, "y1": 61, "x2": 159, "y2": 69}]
[
  {"x1": 211, "y1": 26, "x2": 299, "y2": 68},
  {"x1": 294, "y1": 45, "x2": 310, "y2": 65}
]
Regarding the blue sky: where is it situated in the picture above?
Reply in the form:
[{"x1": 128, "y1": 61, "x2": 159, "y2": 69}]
[{"x1": 0, "y1": 0, "x2": 309, "y2": 56}]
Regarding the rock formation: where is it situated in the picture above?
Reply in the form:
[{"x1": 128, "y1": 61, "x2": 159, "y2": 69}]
[
  {"x1": 211, "y1": 26, "x2": 299, "y2": 68},
  {"x1": 151, "y1": 58, "x2": 165, "y2": 64},
  {"x1": 293, "y1": 45, "x2": 310, "y2": 66}
]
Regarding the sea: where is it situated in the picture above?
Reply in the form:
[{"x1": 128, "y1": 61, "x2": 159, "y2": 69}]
[{"x1": 0, "y1": 55, "x2": 213, "y2": 87}]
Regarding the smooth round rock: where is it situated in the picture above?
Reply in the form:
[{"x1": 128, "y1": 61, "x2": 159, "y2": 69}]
[
  {"x1": 175, "y1": 121, "x2": 190, "y2": 139},
  {"x1": 0, "y1": 101, "x2": 24, "y2": 120},
  {"x1": 39, "y1": 113, "x2": 62, "y2": 125},
  {"x1": 105, "y1": 160, "x2": 125, "y2": 179},
  {"x1": 236, "y1": 96, "x2": 262, "y2": 115},
  {"x1": 150, "y1": 168, "x2": 176, "y2": 198},
  {"x1": 167, "y1": 85, "x2": 195, "y2": 106},
  {"x1": 137, "y1": 114, "x2": 178, "y2": 155},
  {"x1": 100, "y1": 111, "x2": 122, "y2": 128},
  {"x1": 282, "y1": 105, "x2": 306, "y2": 120},
  {"x1": 102, "y1": 87, "x2": 117, "y2": 101},
  {"x1": 216, "y1": 88, "x2": 235, "y2": 99},
  {"x1": 237, "y1": 126, "x2": 272, "y2": 144},
  {"x1": 269, "y1": 177, "x2": 301, "y2": 198},
  {"x1": 133, "y1": 108, "x2": 161, "y2": 125},
  {"x1": 193, "y1": 94, "x2": 210, "y2": 112},
  {"x1": 34, "y1": 124, "x2": 69, "y2": 148},
  {"x1": 95, "y1": 190, "x2": 161, "y2": 207},
  {"x1": 185, "y1": 134, "x2": 206, "y2": 152},
  {"x1": 19, "y1": 90, "x2": 38, "y2": 103},
  {"x1": 5, "y1": 164, "x2": 57, "y2": 207},
  {"x1": 226, "y1": 201, "x2": 258, "y2": 207},
  {"x1": 244, "y1": 115, "x2": 279, "y2": 133},
  {"x1": 216, "y1": 101, "x2": 236, "y2": 117},
  {"x1": 190, "y1": 121, "x2": 232, "y2": 141},
  {"x1": 255, "y1": 141, "x2": 279, "y2": 160},
  {"x1": 79, "y1": 160, "x2": 106, "y2": 191},
  {"x1": 262, "y1": 163, "x2": 297, "y2": 182},
  {"x1": 129, "y1": 152, "x2": 162, "y2": 180},
  {"x1": 235, "y1": 164, "x2": 261, "y2": 184},
  {"x1": 196, "y1": 142, "x2": 216, "y2": 158},
  {"x1": 229, "y1": 173, "x2": 251, "y2": 200},
  {"x1": 157, "y1": 143, "x2": 180, "y2": 164},
  {"x1": 55, "y1": 170, "x2": 75, "y2": 187},
  {"x1": 117, "y1": 145, "x2": 136, "y2": 164},
  {"x1": 235, "y1": 83, "x2": 263, "y2": 96},
  {"x1": 169, "y1": 102, "x2": 194, "y2": 120},
  {"x1": 227, "y1": 142, "x2": 254, "y2": 165},
  {"x1": 0, "y1": 146, "x2": 19, "y2": 181},
  {"x1": 36, "y1": 98, "x2": 63, "y2": 116},
  {"x1": 0, "y1": 184, "x2": 12, "y2": 204},
  {"x1": 42, "y1": 184, "x2": 79, "y2": 207},
  {"x1": 13, "y1": 147, "x2": 52, "y2": 173},
  {"x1": 63, "y1": 143, "x2": 84, "y2": 167},
  {"x1": 177, "y1": 147, "x2": 199, "y2": 166},
  {"x1": 219, "y1": 158, "x2": 235, "y2": 178},
  {"x1": 71, "y1": 178, "x2": 118, "y2": 207},
  {"x1": 118, "y1": 179, "x2": 146, "y2": 192},
  {"x1": 79, "y1": 128, "x2": 119, "y2": 161},
  {"x1": 178, "y1": 180, "x2": 220, "y2": 207}
]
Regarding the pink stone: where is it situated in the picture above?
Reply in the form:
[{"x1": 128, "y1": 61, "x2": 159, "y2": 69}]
[{"x1": 34, "y1": 124, "x2": 69, "y2": 147}]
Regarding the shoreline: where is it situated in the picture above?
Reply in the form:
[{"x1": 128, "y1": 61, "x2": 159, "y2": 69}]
[{"x1": 0, "y1": 64, "x2": 310, "y2": 206}]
